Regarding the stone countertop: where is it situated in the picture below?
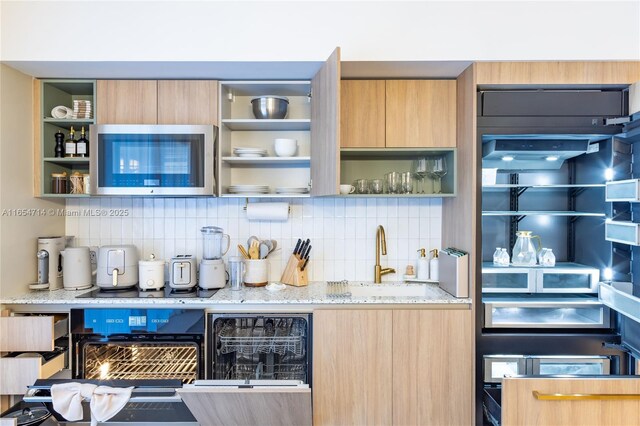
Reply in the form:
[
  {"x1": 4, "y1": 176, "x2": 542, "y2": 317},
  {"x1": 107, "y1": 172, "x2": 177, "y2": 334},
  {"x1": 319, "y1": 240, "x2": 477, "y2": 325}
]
[{"x1": 0, "y1": 282, "x2": 471, "y2": 307}]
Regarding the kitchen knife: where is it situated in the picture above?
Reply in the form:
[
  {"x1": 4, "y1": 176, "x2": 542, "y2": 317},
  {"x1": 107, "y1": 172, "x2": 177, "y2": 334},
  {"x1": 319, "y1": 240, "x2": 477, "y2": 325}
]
[
  {"x1": 298, "y1": 239, "x2": 310, "y2": 257},
  {"x1": 293, "y1": 238, "x2": 302, "y2": 255},
  {"x1": 301, "y1": 258, "x2": 309, "y2": 271},
  {"x1": 301, "y1": 244, "x2": 311, "y2": 260}
]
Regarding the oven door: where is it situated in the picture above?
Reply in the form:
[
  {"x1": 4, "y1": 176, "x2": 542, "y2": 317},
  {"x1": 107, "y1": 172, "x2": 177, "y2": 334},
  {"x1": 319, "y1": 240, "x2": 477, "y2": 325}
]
[
  {"x1": 76, "y1": 338, "x2": 203, "y2": 384},
  {"x1": 178, "y1": 380, "x2": 311, "y2": 426}
]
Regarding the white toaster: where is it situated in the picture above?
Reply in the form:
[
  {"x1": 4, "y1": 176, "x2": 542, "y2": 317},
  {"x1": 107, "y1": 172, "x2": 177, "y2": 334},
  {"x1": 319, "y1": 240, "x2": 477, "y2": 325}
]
[{"x1": 169, "y1": 255, "x2": 197, "y2": 289}]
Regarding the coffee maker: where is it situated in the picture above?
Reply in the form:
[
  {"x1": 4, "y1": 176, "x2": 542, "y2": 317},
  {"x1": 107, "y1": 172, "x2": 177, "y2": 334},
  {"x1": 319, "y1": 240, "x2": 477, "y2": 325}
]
[
  {"x1": 199, "y1": 226, "x2": 230, "y2": 289},
  {"x1": 33, "y1": 236, "x2": 67, "y2": 290}
]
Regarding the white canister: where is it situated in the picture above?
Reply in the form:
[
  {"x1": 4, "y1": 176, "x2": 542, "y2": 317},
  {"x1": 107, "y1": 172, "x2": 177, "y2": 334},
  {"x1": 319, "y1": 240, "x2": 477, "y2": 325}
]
[{"x1": 138, "y1": 254, "x2": 165, "y2": 290}]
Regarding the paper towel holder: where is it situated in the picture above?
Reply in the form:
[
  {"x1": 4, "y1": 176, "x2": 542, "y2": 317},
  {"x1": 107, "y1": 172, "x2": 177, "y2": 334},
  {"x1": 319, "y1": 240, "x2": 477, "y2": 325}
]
[{"x1": 242, "y1": 199, "x2": 291, "y2": 214}]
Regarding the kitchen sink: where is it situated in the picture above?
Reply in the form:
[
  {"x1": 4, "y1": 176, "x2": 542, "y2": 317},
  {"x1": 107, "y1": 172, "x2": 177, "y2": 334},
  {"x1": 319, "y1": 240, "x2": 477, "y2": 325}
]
[{"x1": 348, "y1": 282, "x2": 431, "y2": 297}]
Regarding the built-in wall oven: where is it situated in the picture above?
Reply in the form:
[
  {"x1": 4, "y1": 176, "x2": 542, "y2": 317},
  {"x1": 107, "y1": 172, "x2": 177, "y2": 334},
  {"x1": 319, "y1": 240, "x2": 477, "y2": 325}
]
[{"x1": 70, "y1": 308, "x2": 205, "y2": 383}]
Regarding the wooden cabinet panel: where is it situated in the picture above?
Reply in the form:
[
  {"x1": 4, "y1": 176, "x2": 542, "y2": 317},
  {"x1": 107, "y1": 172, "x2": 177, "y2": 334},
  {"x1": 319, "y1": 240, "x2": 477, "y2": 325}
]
[
  {"x1": 97, "y1": 80, "x2": 157, "y2": 124},
  {"x1": 385, "y1": 80, "x2": 456, "y2": 148},
  {"x1": 312, "y1": 309, "x2": 392, "y2": 426},
  {"x1": 0, "y1": 316, "x2": 56, "y2": 352},
  {"x1": 392, "y1": 309, "x2": 473, "y2": 425},
  {"x1": 310, "y1": 47, "x2": 341, "y2": 196},
  {"x1": 502, "y1": 377, "x2": 640, "y2": 426},
  {"x1": 0, "y1": 353, "x2": 65, "y2": 395},
  {"x1": 157, "y1": 80, "x2": 218, "y2": 125},
  {"x1": 340, "y1": 80, "x2": 385, "y2": 148}
]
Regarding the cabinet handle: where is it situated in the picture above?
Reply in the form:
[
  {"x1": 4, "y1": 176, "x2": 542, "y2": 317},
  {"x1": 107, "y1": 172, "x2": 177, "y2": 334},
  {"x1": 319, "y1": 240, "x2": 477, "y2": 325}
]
[{"x1": 533, "y1": 390, "x2": 640, "y2": 401}]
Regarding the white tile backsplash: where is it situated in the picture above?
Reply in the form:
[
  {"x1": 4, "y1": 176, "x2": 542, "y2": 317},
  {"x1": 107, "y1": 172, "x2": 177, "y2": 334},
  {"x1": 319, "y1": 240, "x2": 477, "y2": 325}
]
[{"x1": 66, "y1": 197, "x2": 441, "y2": 282}]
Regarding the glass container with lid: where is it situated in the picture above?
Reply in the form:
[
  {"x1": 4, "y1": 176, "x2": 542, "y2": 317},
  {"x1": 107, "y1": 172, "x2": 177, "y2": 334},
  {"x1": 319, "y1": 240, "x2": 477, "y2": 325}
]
[
  {"x1": 201, "y1": 226, "x2": 231, "y2": 260},
  {"x1": 51, "y1": 172, "x2": 67, "y2": 194}
]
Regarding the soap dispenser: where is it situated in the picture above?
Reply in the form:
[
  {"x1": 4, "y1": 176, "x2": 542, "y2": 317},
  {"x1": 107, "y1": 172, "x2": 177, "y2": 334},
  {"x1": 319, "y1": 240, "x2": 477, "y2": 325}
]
[
  {"x1": 429, "y1": 249, "x2": 439, "y2": 281},
  {"x1": 416, "y1": 248, "x2": 429, "y2": 280}
]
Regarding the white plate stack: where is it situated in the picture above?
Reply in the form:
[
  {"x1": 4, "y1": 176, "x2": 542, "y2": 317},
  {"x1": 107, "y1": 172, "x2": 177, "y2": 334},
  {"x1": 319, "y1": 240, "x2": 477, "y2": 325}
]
[
  {"x1": 274, "y1": 187, "x2": 309, "y2": 194},
  {"x1": 233, "y1": 147, "x2": 268, "y2": 157},
  {"x1": 228, "y1": 185, "x2": 270, "y2": 194}
]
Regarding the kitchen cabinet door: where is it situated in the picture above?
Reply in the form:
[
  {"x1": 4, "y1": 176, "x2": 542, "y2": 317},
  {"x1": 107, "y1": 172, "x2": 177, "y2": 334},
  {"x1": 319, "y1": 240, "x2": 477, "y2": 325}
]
[
  {"x1": 340, "y1": 80, "x2": 385, "y2": 148},
  {"x1": 157, "y1": 80, "x2": 218, "y2": 125},
  {"x1": 392, "y1": 309, "x2": 473, "y2": 425},
  {"x1": 312, "y1": 309, "x2": 392, "y2": 426},
  {"x1": 502, "y1": 376, "x2": 640, "y2": 426},
  {"x1": 385, "y1": 80, "x2": 456, "y2": 148},
  {"x1": 97, "y1": 80, "x2": 158, "y2": 124},
  {"x1": 310, "y1": 47, "x2": 341, "y2": 196}
]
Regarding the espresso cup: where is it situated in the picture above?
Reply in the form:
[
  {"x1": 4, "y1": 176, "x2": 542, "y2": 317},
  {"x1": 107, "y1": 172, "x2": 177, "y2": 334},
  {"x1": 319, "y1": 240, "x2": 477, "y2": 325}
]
[
  {"x1": 340, "y1": 184, "x2": 355, "y2": 195},
  {"x1": 243, "y1": 259, "x2": 269, "y2": 287}
]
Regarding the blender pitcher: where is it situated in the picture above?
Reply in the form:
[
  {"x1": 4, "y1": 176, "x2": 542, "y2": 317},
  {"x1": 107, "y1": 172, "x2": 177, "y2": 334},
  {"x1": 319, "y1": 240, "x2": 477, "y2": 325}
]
[
  {"x1": 511, "y1": 230, "x2": 541, "y2": 266},
  {"x1": 201, "y1": 226, "x2": 231, "y2": 259}
]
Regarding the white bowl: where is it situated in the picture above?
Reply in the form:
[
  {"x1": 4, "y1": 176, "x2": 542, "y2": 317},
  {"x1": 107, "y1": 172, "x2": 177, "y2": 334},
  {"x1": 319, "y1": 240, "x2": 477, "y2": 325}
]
[{"x1": 274, "y1": 138, "x2": 298, "y2": 157}]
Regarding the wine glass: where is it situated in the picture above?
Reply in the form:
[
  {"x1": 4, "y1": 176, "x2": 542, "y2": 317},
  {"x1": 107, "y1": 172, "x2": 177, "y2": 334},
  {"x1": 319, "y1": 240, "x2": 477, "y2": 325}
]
[
  {"x1": 426, "y1": 155, "x2": 447, "y2": 194},
  {"x1": 411, "y1": 158, "x2": 427, "y2": 193}
]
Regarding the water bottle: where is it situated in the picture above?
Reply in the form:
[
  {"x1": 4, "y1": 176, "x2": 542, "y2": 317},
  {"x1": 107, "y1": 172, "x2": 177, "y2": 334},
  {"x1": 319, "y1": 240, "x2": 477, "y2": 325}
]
[
  {"x1": 542, "y1": 249, "x2": 556, "y2": 267},
  {"x1": 493, "y1": 247, "x2": 502, "y2": 266},
  {"x1": 499, "y1": 248, "x2": 510, "y2": 266}
]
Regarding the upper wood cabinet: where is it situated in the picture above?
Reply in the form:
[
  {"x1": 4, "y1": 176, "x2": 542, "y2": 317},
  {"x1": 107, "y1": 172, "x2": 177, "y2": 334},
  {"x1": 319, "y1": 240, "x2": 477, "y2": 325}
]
[
  {"x1": 340, "y1": 80, "x2": 385, "y2": 148},
  {"x1": 97, "y1": 80, "x2": 158, "y2": 124},
  {"x1": 97, "y1": 80, "x2": 219, "y2": 125},
  {"x1": 340, "y1": 79, "x2": 456, "y2": 148},
  {"x1": 157, "y1": 80, "x2": 218, "y2": 125},
  {"x1": 386, "y1": 80, "x2": 456, "y2": 148},
  {"x1": 313, "y1": 308, "x2": 473, "y2": 426}
]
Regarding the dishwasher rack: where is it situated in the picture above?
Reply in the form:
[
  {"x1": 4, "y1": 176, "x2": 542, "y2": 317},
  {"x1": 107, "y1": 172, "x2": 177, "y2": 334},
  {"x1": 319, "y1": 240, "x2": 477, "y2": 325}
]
[{"x1": 218, "y1": 317, "x2": 306, "y2": 356}]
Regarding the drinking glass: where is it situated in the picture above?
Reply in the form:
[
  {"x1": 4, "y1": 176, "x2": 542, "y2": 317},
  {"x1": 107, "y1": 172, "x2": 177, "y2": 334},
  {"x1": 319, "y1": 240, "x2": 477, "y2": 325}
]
[
  {"x1": 369, "y1": 179, "x2": 384, "y2": 194},
  {"x1": 353, "y1": 179, "x2": 369, "y2": 194},
  {"x1": 385, "y1": 172, "x2": 401, "y2": 194},
  {"x1": 411, "y1": 158, "x2": 427, "y2": 193},
  {"x1": 401, "y1": 172, "x2": 414, "y2": 194},
  {"x1": 426, "y1": 155, "x2": 448, "y2": 194}
]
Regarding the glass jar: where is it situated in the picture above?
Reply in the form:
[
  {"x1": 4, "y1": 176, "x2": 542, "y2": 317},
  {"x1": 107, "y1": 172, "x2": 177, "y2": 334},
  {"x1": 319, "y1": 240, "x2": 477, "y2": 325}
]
[
  {"x1": 70, "y1": 172, "x2": 83, "y2": 194},
  {"x1": 51, "y1": 172, "x2": 67, "y2": 194}
]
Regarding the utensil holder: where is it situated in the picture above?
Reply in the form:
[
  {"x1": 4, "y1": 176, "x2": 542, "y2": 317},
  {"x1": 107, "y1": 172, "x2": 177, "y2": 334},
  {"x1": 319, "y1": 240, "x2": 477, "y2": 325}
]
[{"x1": 280, "y1": 254, "x2": 308, "y2": 287}]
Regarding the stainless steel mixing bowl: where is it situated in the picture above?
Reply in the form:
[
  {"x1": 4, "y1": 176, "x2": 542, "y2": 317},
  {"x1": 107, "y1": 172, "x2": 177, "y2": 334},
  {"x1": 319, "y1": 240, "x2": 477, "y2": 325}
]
[{"x1": 251, "y1": 96, "x2": 289, "y2": 119}]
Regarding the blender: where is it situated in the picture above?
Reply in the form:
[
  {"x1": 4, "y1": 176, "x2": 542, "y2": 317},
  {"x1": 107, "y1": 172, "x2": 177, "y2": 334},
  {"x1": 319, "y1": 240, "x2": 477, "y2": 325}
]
[{"x1": 199, "y1": 226, "x2": 230, "y2": 289}]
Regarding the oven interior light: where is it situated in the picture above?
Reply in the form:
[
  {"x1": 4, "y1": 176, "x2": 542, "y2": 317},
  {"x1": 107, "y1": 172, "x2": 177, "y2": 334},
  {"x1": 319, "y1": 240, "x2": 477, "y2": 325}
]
[
  {"x1": 605, "y1": 168, "x2": 614, "y2": 181},
  {"x1": 603, "y1": 267, "x2": 613, "y2": 281},
  {"x1": 99, "y1": 362, "x2": 110, "y2": 379},
  {"x1": 501, "y1": 155, "x2": 514, "y2": 162},
  {"x1": 546, "y1": 155, "x2": 559, "y2": 162}
]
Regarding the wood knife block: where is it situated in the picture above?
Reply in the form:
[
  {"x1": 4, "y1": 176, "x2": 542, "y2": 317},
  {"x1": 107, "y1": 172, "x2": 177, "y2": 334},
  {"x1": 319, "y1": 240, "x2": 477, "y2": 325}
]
[{"x1": 280, "y1": 254, "x2": 308, "y2": 287}]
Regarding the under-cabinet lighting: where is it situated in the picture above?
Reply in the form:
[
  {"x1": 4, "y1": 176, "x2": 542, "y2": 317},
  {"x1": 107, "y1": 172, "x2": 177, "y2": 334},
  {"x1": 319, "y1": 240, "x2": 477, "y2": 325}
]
[
  {"x1": 502, "y1": 155, "x2": 514, "y2": 162},
  {"x1": 603, "y1": 267, "x2": 613, "y2": 281},
  {"x1": 605, "y1": 168, "x2": 614, "y2": 181},
  {"x1": 546, "y1": 156, "x2": 559, "y2": 162}
]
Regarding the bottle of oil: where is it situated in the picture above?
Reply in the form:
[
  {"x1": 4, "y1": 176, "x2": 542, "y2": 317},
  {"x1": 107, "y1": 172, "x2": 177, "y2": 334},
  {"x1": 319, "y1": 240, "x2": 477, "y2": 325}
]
[
  {"x1": 64, "y1": 127, "x2": 76, "y2": 158},
  {"x1": 76, "y1": 126, "x2": 88, "y2": 158}
]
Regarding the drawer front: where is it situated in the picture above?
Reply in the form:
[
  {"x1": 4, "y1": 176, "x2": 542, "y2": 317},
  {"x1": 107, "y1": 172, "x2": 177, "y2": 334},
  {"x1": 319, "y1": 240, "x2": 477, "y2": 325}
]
[
  {"x1": 605, "y1": 221, "x2": 640, "y2": 246},
  {"x1": 0, "y1": 352, "x2": 65, "y2": 394},
  {"x1": 537, "y1": 269, "x2": 599, "y2": 293},
  {"x1": 484, "y1": 302, "x2": 610, "y2": 329},
  {"x1": 606, "y1": 179, "x2": 640, "y2": 202},
  {"x1": 0, "y1": 316, "x2": 67, "y2": 352},
  {"x1": 482, "y1": 268, "x2": 535, "y2": 293}
]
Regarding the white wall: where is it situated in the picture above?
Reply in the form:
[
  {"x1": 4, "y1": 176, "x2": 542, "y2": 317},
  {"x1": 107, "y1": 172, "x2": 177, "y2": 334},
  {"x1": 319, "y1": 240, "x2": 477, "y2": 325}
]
[
  {"x1": 65, "y1": 197, "x2": 442, "y2": 283},
  {"x1": 1, "y1": 1, "x2": 639, "y2": 63},
  {"x1": 0, "y1": 65, "x2": 65, "y2": 298}
]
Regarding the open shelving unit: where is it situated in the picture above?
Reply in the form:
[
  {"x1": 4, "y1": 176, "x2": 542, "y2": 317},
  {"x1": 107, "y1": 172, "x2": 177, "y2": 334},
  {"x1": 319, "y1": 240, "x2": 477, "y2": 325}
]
[
  {"x1": 218, "y1": 81, "x2": 312, "y2": 198},
  {"x1": 38, "y1": 80, "x2": 96, "y2": 198}
]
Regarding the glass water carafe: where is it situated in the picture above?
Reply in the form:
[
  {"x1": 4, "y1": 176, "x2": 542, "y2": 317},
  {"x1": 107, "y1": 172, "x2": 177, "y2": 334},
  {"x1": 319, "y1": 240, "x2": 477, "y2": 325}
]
[{"x1": 511, "y1": 231, "x2": 541, "y2": 266}]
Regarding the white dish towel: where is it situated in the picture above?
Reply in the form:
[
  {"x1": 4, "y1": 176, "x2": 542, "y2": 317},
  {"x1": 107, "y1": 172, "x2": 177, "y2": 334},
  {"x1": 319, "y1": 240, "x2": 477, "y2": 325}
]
[{"x1": 51, "y1": 382, "x2": 134, "y2": 426}]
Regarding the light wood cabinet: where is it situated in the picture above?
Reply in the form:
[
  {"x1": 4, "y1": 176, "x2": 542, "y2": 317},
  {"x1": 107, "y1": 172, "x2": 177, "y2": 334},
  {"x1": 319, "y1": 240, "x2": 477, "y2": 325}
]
[
  {"x1": 386, "y1": 80, "x2": 456, "y2": 148},
  {"x1": 392, "y1": 309, "x2": 473, "y2": 426},
  {"x1": 97, "y1": 80, "x2": 219, "y2": 125},
  {"x1": 97, "y1": 80, "x2": 158, "y2": 124},
  {"x1": 312, "y1": 309, "x2": 393, "y2": 426},
  {"x1": 502, "y1": 376, "x2": 640, "y2": 426},
  {"x1": 158, "y1": 80, "x2": 218, "y2": 125},
  {"x1": 313, "y1": 308, "x2": 473, "y2": 426},
  {"x1": 340, "y1": 80, "x2": 385, "y2": 148}
]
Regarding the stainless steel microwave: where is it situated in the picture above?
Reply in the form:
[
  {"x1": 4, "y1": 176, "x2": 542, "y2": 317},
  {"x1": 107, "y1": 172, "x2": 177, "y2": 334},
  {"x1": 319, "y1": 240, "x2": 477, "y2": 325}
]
[{"x1": 89, "y1": 124, "x2": 216, "y2": 196}]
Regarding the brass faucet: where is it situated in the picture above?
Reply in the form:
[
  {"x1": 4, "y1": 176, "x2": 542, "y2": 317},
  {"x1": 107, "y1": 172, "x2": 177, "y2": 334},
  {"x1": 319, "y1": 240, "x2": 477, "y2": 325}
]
[{"x1": 375, "y1": 225, "x2": 396, "y2": 283}]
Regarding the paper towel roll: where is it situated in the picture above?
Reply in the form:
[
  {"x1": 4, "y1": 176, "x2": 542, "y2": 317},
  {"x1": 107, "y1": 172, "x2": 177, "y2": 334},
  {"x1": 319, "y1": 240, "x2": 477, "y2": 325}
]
[
  {"x1": 246, "y1": 202, "x2": 289, "y2": 221},
  {"x1": 51, "y1": 105, "x2": 73, "y2": 119}
]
